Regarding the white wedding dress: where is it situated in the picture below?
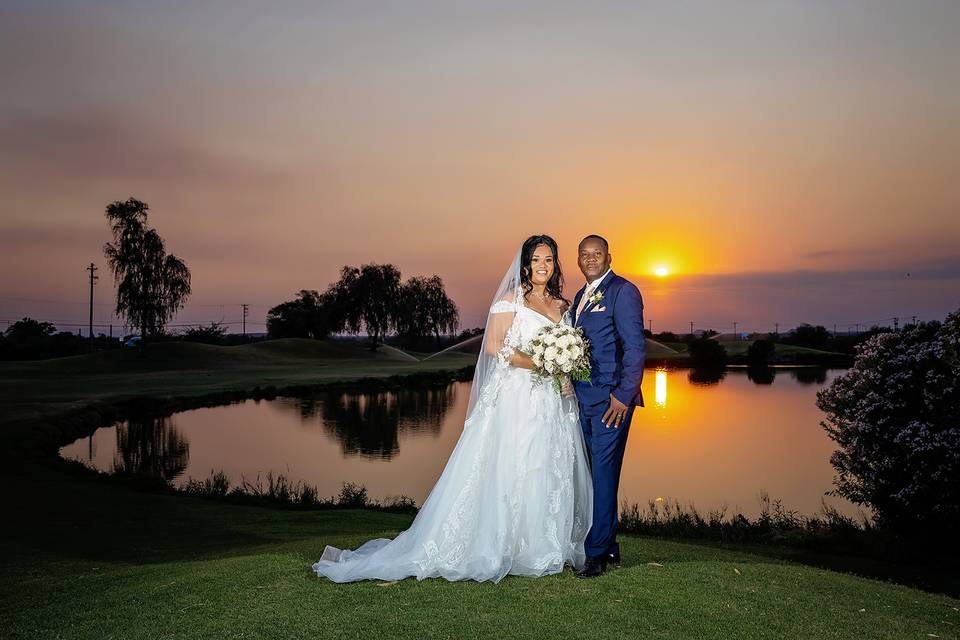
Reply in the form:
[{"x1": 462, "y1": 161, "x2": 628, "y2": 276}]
[{"x1": 312, "y1": 251, "x2": 592, "y2": 583}]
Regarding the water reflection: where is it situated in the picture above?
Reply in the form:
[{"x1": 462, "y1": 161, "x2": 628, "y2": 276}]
[
  {"x1": 112, "y1": 415, "x2": 189, "y2": 480},
  {"x1": 791, "y1": 367, "x2": 829, "y2": 385},
  {"x1": 277, "y1": 386, "x2": 455, "y2": 459},
  {"x1": 746, "y1": 365, "x2": 776, "y2": 385},
  {"x1": 688, "y1": 366, "x2": 726, "y2": 385},
  {"x1": 654, "y1": 369, "x2": 667, "y2": 407},
  {"x1": 61, "y1": 369, "x2": 860, "y2": 518}
]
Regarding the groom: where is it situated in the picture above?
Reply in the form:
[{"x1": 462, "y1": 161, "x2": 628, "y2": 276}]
[{"x1": 572, "y1": 234, "x2": 646, "y2": 579}]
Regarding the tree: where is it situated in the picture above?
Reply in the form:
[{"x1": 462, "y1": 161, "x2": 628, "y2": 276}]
[
  {"x1": 816, "y1": 310, "x2": 960, "y2": 539},
  {"x1": 270, "y1": 264, "x2": 458, "y2": 348},
  {"x1": 330, "y1": 263, "x2": 402, "y2": 347},
  {"x1": 397, "y1": 275, "x2": 459, "y2": 343},
  {"x1": 4, "y1": 317, "x2": 56, "y2": 340},
  {"x1": 687, "y1": 336, "x2": 727, "y2": 367},
  {"x1": 182, "y1": 322, "x2": 227, "y2": 344},
  {"x1": 788, "y1": 324, "x2": 830, "y2": 350},
  {"x1": 103, "y1": 198, "x2": 191, "y2": 344},
  {"x1": 266, "y1": 289, "x2": 336, "y2": 339},
  {"x1": 746, "y1": 338, "x2": 776, "y2": 364}
]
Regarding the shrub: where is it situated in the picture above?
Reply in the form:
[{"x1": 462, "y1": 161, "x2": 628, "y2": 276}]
[
  {"x1": 687, "y1": 336, "x2": 727, "y2": 367},
  {"x1": 747, "y1": 338, "x2": 775, "y2": 364},
  {"x1": 337, "y1": 481, "x2": 369, "y2": 508},
  {"x1": 816, "y1": 310, "x2": 960, "y2": 539},
  {"x1": 182, "y1": 322, "x2": 227, "y2": 344}
]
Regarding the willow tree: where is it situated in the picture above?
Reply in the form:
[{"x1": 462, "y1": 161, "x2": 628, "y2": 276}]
[
  {"x1": 397, "y1": 275, "x2": 459, "y2": 344},
  {"x1": 103, "y1": 198, "x2": 191, "y2": 345},
  {"x1": 328, "y1": 263, "x2": 402, "y2": 347}
]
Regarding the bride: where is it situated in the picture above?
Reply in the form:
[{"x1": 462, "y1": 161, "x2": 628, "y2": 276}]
[{"x1": 312, "y1": 235, "x2": 593, "y2": 583}]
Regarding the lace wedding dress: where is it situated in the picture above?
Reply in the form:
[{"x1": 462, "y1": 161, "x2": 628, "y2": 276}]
[{"x1": 312, "y1": 250, "x2": 592, "y2": 583}]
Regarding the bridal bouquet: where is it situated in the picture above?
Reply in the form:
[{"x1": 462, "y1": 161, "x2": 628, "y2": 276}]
[{"x1": 527, "y1": 324, "x2": 591, "y2": 392}]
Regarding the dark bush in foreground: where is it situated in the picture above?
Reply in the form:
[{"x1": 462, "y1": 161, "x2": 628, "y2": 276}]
[
  {"x1": 816, "y1": 310, "x2": 960, "y2": 540},
  {"x1": 620, "y1": 492, "x2": 873, "y2": 550}
]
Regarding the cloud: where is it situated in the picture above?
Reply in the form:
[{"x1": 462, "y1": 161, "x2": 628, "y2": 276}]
[
  {"x1": 0, "y1": 110, "x2": 287, "y2": 189},
  {"x1": 0, "y1": 225, "x2": 107, "y2": 251},
  {"x1": 800, "y1": 247, "x2": 882, "y2": 260},
  {"x1": 634, "y1": 255, "x2": 960, "y2": 293}
]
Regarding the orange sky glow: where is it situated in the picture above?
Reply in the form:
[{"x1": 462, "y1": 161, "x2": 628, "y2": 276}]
[{"x1": 1, "y1": 1, "x2": 958, "y2": 333}]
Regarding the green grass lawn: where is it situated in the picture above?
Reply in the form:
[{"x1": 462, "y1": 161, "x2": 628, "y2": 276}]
[{"x1": 2, "y1": 465, "x2": 958, "y2": 640}]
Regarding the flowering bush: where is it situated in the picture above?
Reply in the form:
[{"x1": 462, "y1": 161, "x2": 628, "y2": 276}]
[
  {"x1": 816, "y1": 309, "x2": 960, "y2": 536},
  {"x1": 527, "y1": 324, "x2": 591, "y2": 392}
]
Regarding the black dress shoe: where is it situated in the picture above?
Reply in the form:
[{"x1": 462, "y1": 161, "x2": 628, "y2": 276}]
[
  {"x1": 576, "y1": 556, "x2": 606, "y2": 579},
  {"x1": 607, "y1": 551, "x2": 621, "y2": 565}
]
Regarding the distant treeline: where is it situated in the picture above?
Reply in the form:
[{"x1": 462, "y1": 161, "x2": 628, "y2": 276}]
[
  {"x1": 648, "y1": 323, "x2": 897, "y2": 368},
  {"x1": 650, "y1": 323, "x2": 890, "y2": 355},
  {"x1": 267, "y1": 263, "x2": 459, "y2": 347}
]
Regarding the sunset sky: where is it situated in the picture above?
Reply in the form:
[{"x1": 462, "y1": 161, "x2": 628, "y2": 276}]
[{"x1": 1, "y1": 1, "x2": 958, "y2": 334}]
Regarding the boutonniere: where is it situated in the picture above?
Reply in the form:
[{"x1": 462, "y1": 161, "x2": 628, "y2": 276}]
[{"x1": 587, "y1": 289, "x2": 604, "y2": 306}]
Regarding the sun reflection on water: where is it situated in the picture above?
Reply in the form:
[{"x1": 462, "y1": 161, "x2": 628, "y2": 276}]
[{"x1": 655, "y1": 368, "x2": 667, "y2": 408}]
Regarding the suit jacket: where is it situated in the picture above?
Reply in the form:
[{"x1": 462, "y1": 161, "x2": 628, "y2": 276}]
[{"x1": 572, "y1": 270, "x2": 646, "y2": 407}]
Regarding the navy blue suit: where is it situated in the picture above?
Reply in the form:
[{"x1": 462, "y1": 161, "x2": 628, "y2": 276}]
[{"x1": 572, "y1": 270, "x2": 645, "y2": 559}]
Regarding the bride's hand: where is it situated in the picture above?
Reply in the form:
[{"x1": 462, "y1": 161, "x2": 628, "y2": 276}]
[{"x1": 560, "y1": 378, "x2": 574, "y2": 397}]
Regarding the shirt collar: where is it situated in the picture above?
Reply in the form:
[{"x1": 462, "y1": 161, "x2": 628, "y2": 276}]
[{"x1": 586, "y1": 267, "x2": 612, "y2": 289}]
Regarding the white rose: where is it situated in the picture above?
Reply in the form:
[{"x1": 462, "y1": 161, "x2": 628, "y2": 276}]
[
  {"x1": 545, "y1": 361, "x2": 556, "y2": 374},
  {"x1": 543, "y1": 333, "x2": 557, "y2": 345},
  {"x1": 555, "y1": 335, "x2": 571, "y2": 349},
  {"x1": 555, "y1": 350, "x2": 570, "y2": 365},
  {"x1": 544, "y1": 346, "x2": 559, "y2": 361},
  {"x1": 569, "y1": 345, "x2": 582, "y2": 359}
]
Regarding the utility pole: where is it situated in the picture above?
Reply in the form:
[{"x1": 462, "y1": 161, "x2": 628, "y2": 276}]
[
  {"x1": 732, "y1": 321, "x2": 738, "y2": 340},
  {"x1": 242, "y1": 304, "x2": 249, "y2": 337},
  {"x1": 689, "y1": 321, "x2": 694, "y2": 336},
  {"x1": 86, "y1": 263, "x2": 98, "y2": 338},
  {"x1": 893, "y1": 317, "x2": 899, "y2": 331},
  {"x1": 648, "y1": 319, "x2": 653, "y2": 334},
  {"x1": 774, "y1": 322, "x2": 779, "y2": 336},
  {"x1": 911, "y1": 315, "x2": 917, "y2": 326},
  {"x1": 833, "y1": 323, "x2": 837, "y2": 337}
]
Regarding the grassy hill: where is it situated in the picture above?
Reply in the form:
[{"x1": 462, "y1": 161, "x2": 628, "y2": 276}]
[
  {"x1": 4, "y1": 338, "x2": 422, "y2": 374},
  {"x1": 656, "y1": 339, "x2": 850, "y2": 365},
  {"x1": 0, "y1": 339, "x2": 475, "y2": 454}
]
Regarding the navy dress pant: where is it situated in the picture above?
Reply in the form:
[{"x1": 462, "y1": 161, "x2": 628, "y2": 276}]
[{"x1": 577, "y1": 389, "x2": 635, "y2": 558}]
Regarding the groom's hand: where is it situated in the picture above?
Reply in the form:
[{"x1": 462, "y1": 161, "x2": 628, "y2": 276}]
[{"x1": 602, "y1": 394, "x2": 629, "y2": 429}]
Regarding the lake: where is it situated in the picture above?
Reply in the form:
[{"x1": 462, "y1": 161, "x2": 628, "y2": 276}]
[{"x1": 60, "y1": 367, "x2": 864, "y2": 519}]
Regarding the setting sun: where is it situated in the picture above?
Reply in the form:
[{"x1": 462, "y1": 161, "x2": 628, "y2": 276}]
[{"x1": 654, "y1": 266, "x2": 670, "y2": 277}]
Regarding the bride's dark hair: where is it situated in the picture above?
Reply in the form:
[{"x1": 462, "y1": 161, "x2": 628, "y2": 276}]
[{"x1": 519, "y1": 235, "x2": 568, "y2": 306}]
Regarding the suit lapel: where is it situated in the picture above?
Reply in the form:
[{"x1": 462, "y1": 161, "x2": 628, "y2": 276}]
[{"x1": 576, "y1": 270, "x2": 615, "y2": 326}]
